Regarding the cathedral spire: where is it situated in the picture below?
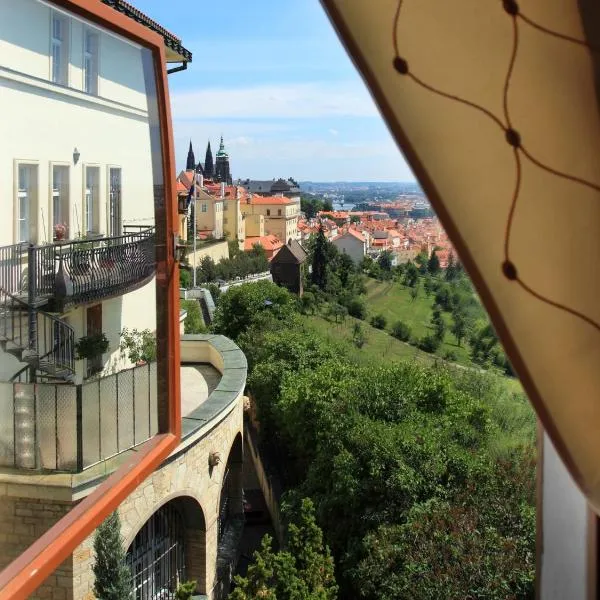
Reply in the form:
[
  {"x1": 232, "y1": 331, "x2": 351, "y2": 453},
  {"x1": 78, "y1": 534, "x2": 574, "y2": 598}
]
[
  {"x1": 204, "y1": 140, "x2": 214, "y2": 179},
  {"x1": 186, "y1": 140, "x2": 196, "y2": 171}
]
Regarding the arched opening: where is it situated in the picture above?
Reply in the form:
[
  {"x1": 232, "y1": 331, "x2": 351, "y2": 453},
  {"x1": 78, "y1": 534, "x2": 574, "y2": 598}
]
[
  {"x1": 126, "y1": 496, "x2": 207, "y2": 599},
  {"x1": 215, "y1": 432, "x2": 244, "y2": 596}
]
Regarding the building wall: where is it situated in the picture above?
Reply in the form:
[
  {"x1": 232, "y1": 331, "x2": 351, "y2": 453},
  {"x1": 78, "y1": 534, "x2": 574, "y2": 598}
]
[
  {"x1": 332, "y1": 235, "x2": 365, "y2": 264},
  {"x1": 187, "y1": 240, "x2": 230, "y2": 272},
  {"x1": 240, "y1": 202, "x2": 299, "y2": 242},
  {"x1": 194, "y1": 193, "x2": 224, "y2": 241},
  {"x1": 244, "y1": 214, "x2": 264, "y2": 238},
  {"x1": 0, "y1": 0, "x2": 154, "y2": 245},
  {"x1": 223, "y1": 197, "x2": 244, "y2": 248}
]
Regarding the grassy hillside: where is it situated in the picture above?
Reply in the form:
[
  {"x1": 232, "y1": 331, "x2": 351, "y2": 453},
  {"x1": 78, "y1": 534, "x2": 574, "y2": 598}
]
[{"x1": 365, "y1": 278, "x2": 484, "y2": 367}]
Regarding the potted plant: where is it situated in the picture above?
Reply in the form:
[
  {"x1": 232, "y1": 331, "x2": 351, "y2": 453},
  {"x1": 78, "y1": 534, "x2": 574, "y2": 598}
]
[
  {"x1": 75, "y1": 333, "x2": 109, "y2": 376},
  {"x1": 53, "y1": 223, "x2": 67, "y2": 241},
  {"x1": 119, "y1": 327, "x2": 156, "y2": 366}
]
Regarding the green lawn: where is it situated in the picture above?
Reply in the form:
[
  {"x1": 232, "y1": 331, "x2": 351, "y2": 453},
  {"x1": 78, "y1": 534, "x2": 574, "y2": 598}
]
[{"x1": 364, "y1": 278, "x2": 474, "y2": 366}]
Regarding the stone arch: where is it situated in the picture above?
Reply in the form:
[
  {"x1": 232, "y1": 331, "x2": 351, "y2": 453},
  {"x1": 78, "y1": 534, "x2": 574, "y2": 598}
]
[{"x1": 125, "y1": 494, "x2": 208, "y2": 597}]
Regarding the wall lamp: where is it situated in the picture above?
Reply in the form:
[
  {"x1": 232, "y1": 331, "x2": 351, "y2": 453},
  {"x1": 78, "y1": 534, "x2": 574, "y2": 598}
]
[{"x1": 73, "y1": 147, "x2": 80, "y2": 165}]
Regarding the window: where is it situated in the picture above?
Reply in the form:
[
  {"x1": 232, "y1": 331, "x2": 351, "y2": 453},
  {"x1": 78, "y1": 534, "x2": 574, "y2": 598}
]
[
  {"x1": 278, "y1": 209, "x2": 282, "y2": 216},
  {"x1": 84, "y1": 166, "x2": 100, "y2": 234},
  {"x1": 266, "y1": 209, "x2": 271, "y2": 216},
  {"x1": 108, "y1": 167, "x2": 122, "y2": 236},
  {"x1": 17, "y1": 164, "x2": 38, "y2": 243},
  {"x1": 84, "y1": 29, "x2": 99, "y2": 94},
  {"x1": 51, "y1": 13, "x2": 69, "y2": 85},
  {"x1": 51, "y1": 165, "x2": 69, "y2": 238},
  {"x1": 201, "y1": 203, "x2": 207, "y2": 213}
]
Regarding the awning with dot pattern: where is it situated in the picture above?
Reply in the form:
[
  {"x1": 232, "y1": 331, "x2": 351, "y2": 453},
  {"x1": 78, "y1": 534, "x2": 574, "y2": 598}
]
[{"x1": 320, "y1": 0, "x2": 600, "y2": 510}]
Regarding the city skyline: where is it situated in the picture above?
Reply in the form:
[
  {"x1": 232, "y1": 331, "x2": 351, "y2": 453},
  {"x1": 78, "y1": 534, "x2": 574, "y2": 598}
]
[{"x1": 134, "y1": 0, "x2": 416, "y2": 182}]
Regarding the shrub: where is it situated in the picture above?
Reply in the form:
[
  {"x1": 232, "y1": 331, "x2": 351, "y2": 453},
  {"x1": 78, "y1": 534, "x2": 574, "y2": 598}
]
[
  {"x1": 181, "y1": 299, "x2": 206, "y2": 334},
  {"x1": 179, "y1": 268, "x2": 191, "y2": 289},
  {"x1": 346, "y1": 297, "x2": 367, "y2": 320},
  {"x1": 119, "y1": 328, "x2": 156, "y2": 364},
  {"x1": 75, "y1": 333, "x2": 109, "y2": 360},
  {"x1": 391, "y1": 320, "x2": 411, "y2": 341},
  {"x1": 370, "y1": 314, "x2": 387, "y2": 329},
  {"x1": 419, "y1": 334, "x2": 441, "y2": 353},
  {"x1": 444, "y1": 349, "x2": 458, "y2": 362}
]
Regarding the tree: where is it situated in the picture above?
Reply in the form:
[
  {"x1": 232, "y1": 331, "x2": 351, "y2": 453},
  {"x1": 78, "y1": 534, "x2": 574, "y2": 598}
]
[
  {"x1": 230, "y1": 499, "x2": 338, "y2": 600},
  {"x1": 198, "y1": 256, "x2": 217, "y2": 283},
  {"x1": 346, "y1": 297, "x2": 367, "y2": 320},
  {"x1": 402, "y1": 262, "x2": 419, "y2": 287},
  {"x1": 119, "y1": 328, "x2": 156, "y2": 364},
  {"x1": 179, "y1": 268, "x2": 191, "y2": 289},
  {"x1": 427, "y1": 250, "x2": 441, "y2": 275},
  {"x1": 352, "y1": 322, "x2": 367, "y2": 348},
  {"x1": 391, "y1": 320, "x2": 411, "y2": 342},
  {"x1": 181, "y1": 299, "x2": 206, "y2": 334},
  {"x1": 377, "y1": 250, "x2": 393, "y2": 273},
  {"x1": 370, "y1": 314, "x2": 387, "y2": 329},
  {"x1": 415, "y1": 251, "x2": 429, "y2": 275},
  {"x1": 212, "y1": 280, "x2": 295, "y2": 341},
  {"x1": 300, "y1": 291, "x2": 316, "y2": 315},
  {"x1": 328, "y1": 303, "x2": 348, "y2": 323},
  {"x1": 410, "y1": 283, "x2": 419, "y2": 302},
  {"x1": 445, "y1": 252, "x2": 457, "y2": 281},
  {"x1": 419, "y1": 333, "x2": 441, "y2": 353},
  {"x1": 93, "y1": 512, "x2": 132, "y2": 600},
  {"x1": 451, "y1": 309, "x2": 468, "y2": 346},
  {"x1": 431, "y1": 308, "x2": 446, "y2": 342},
  {"x1": 311, "y1": 225, "x2": 329, "y2": 290}
]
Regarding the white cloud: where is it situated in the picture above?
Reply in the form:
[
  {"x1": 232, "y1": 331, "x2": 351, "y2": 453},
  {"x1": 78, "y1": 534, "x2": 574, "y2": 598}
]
[
  {"x1": 170, "y1": 82, "x2": 380, "y2": 120},
  {"x1": 328, "y1": 128, "x2": 339, "y2": 136}
]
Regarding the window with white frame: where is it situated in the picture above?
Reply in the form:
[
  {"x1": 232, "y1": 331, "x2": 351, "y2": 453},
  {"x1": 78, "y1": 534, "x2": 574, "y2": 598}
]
[
  {"x1": 17, "y1": 165, "x2": 38, "y2": 243},
  {"x1": 84, "y1": 166, "x2": 100, "y2": 234},
  {"x1": 84, "y1": 29, "x2": 99, "y2": 94},
  {"x1": 52, "y1": 165, "x2": 69, "y2": 237},
  {"x1": 51, "y1": 12, "x2": 69, "y2": 85}
]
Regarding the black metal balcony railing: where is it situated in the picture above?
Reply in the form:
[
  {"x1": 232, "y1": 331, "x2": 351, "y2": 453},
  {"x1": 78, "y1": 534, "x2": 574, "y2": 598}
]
[
  {"x1": 0, "y1": 226, "x2": 155, "y2": 310},
  {"x1": 0, "y1": 361, "x2": 158, "y2": 472}
]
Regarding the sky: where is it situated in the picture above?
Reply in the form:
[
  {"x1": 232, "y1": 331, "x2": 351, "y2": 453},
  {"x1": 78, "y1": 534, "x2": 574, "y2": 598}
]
[{"x1": 134, "y1": 1, "x2": 415, "y2": 182}]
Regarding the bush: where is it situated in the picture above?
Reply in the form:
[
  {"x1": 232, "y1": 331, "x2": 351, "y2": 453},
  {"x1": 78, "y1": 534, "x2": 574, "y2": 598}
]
[
  {"x1": 391, "y1": 320, "x2": 411, "y2": 341},
  {"x1": 444, "y1": 349, "x2": 458, "y2": 362},
  {"x1": 179, "y1": 268, "x2": 191, "y2": 289},
  {"x1": 370, "y1": 314, "x2": 387, "y2": 329},
  {"x1": 346, "y1": 297, "x2": 367, "y2": 320},
  {"x1": 119, "y1": 328, "x2": 156, "y2": 364},
  {"x1": 181, "y1": 299, "x2": 206, "y2": 334},
  {"x1": 419, "y1": 334, "x2": 441, "y2": 353},
  {"x1": 352, "y1": 322, "x2": 367, "y2": 348}
]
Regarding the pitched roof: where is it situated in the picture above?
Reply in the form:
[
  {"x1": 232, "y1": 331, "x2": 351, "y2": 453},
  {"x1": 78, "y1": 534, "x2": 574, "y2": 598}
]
[
  {"x1": 271, "y1": 239, "x2": 308, "y2": 264},
  {"x1": 244, "y1": 235, "x2": 283, "y2": 252},
  {"x1": 249, "y1": 196, "x2": 293, "y2": 206}
]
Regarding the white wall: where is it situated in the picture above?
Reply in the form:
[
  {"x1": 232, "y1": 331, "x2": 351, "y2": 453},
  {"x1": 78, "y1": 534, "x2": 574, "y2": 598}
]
[
  {"x1": 539, "y1": 431, "x2": 593, "y2": 600},
  {"x1": 332, "y1": 235, "x2": 365, "y2": 264}
]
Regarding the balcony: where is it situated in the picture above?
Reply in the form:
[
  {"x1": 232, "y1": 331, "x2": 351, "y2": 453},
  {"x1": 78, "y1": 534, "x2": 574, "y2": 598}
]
[
  {"x1": 0, "y1": 334, "x2": 247, "y2": 474},
  {"x1": 0, "y1": 226, "x2": 155, "y2": 311}
]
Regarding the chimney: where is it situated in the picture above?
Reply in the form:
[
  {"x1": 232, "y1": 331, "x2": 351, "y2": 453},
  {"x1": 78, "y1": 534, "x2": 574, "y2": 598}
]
[
  {"x1": 198, "y1": 173, "x2": 204, "y2": 188},
  {"x1": 220, "y1": 182, "x2": 225, "y2": 198}
]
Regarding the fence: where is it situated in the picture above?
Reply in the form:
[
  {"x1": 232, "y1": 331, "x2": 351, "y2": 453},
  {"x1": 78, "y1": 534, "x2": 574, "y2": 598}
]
[{"x1": 0, "y1": 362, "x2": 157, "y2": 472}]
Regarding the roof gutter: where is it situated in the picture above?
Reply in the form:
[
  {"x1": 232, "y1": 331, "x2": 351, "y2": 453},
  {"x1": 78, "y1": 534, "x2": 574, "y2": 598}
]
[{"x1": 167, "y1": 61, "x2": 188, "y2": 75}]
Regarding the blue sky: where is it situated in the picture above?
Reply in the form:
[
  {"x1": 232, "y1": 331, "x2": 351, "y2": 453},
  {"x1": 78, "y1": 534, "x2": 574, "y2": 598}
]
[{"x1": 134, "y1": 1, "x2": 415, "y2": 182}]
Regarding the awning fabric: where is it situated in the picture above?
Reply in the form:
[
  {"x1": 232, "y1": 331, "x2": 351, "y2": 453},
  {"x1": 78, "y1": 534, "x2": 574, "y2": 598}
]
[{"x1": 320, "y1": 0, "x2": 600, "y2": 510}]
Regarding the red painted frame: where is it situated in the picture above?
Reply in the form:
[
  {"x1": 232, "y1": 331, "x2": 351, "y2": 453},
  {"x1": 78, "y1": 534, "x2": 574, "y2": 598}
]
[{"x1": 0, "y1": 1, "x2": 181, "y2": 597}]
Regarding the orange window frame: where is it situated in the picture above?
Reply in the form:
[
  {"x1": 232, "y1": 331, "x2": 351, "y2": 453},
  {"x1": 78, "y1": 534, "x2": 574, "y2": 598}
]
[{"x1": 0, "y1": 1, "x2": 181, "y2": 597}]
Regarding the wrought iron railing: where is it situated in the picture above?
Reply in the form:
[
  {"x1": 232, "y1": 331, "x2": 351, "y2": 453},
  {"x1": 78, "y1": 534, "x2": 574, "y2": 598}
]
[
  {"x1": 0, "y1": 361, "x2": 157, "y2": 471},
  {"x1": 0, "y1": 287, "x2": 75, "y2": 381},
  {"x1": 0, "y1": 227, "x2": 155, "y2": 310}
]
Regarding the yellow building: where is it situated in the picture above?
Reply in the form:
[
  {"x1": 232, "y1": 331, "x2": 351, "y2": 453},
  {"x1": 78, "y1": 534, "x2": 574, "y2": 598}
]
[{"x1": 240, "y1": 194, "x2": 300, "y2": 242}]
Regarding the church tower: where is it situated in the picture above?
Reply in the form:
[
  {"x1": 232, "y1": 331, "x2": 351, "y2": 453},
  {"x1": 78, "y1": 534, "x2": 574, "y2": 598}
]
[
  {"x1": 214, "y1": 136, "x2": 232, "y2": 184},
  {"x1": 204, "y1": 141, "x2": 214, "y2": 180},
  {"x1": 186, "y1": 140, "x2": 196, "y2": 171}
]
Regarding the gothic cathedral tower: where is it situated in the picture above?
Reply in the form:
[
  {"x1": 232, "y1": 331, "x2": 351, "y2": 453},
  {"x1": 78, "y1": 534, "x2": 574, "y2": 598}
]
[
  {"x1": 204, "y1": 141, "x2": 214, "y2": 180},
  {"x1": 214, "y1": 136, "x2": 232, "y2": 184}
]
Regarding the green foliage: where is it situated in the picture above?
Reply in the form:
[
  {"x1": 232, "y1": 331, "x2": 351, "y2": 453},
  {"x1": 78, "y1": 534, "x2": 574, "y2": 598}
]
[
  {"x1": 93, "y1": 512, "x2": 132, "y2": 600},
  {"x1": 427, "y1": 250, "x2": 441, "y2": 275},
  {"x1": 175, "y1": 580, "x2": 198, "y2": 600},
  {"x1": 402, "y1": 262, "x2": 419, "y2": 287},
  {"x1": 230, "y1": 499, "x2": 338, "y2": 600},
  {"x1": 195, "y1": 245, "x2": 269, "y2": 284},
  {"x1": 377, "y1": 250, "x2": 393, "y2": 273},
  {"x1": 327, "y1": 303, "x2": 348, "y2": 323},
  {"x1": 206, "y1": 282, "x2": 222, "y2": 302},
  {"x1": 119, "y1": 328, "x2": 156, "y2": 364},
  {"x1": 369, "y1": 314, "x2": 387, "y2": 329},
  {"x1": 311, "y1": 225, "x2": 330, "y2": 290},
  {"x1": 300, "y1": 291, "x2": 317, "y2": 315},
  {"x1": 415, "y1": 250, "x2": 429, "y2": 275},
  {"x1": 431, "y1": 308, "x2": 446, "y2": 341},
  {"x1": 181, "y1": 299, "x2": 206, "y2": 334},
  {"x1": 419, "y1": 333, "x2": 441, "y2": 353},
  {"x1": 301, "y1": 194, "x2": 332, "y2": 219},
  {"x1": 391, "y1": 320, "x2": 411, "y2": 341},
  {"x1": 212, "y1": 280, "x2": 295, "y2": 341},
  {"x1": 346, "y1": 297, "x2": 367, "y2": 320},
  {"x1": 352, "y1": 322, "x2": 367, "y2": 348},
  {"x1": 75, "y1": 332, "x2": 109, "y2": 361},
  {"x1": 179, "y1": 267, "x2": 191, "y2": 289}
]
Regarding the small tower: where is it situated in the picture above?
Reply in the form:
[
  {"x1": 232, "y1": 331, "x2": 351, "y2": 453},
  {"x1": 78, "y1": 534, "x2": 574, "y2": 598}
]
[
  {"x1": 214, "y1": 135, "x2": 232, "y2": 185},
  {"x1": 186, "y1": 140, "x2": 196, "y2": 171},
  {"x1": 204, "y1": 141, "x2": 214, "y2": 179}
]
